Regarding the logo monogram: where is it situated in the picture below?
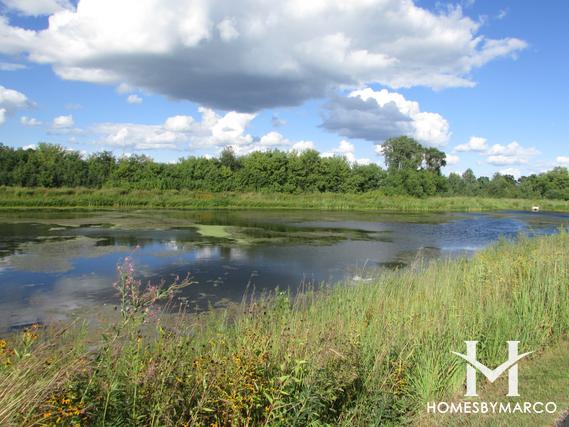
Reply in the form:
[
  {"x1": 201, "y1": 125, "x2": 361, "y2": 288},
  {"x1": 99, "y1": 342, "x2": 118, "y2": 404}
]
[{"x1": 452, "y1": 341, "x2": 533, "y2": 397}]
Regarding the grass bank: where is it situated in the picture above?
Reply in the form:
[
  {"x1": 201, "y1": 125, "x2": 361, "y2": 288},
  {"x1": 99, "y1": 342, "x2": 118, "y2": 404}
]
[
  {"x1": 1, "y1": 233, "x2": 568, "y2": 426},
  {"x1": 1, "y1": 186, "x2": 569, "y2": 212}
]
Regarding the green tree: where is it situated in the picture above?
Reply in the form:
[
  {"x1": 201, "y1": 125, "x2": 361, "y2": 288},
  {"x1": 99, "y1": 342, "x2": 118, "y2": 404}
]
[
  {"x1": 423, "y1": 147, "x2": 447, "y2": 174},
  {"x1": 382, "y1": 136, "x2": 424, "y2": 172}
]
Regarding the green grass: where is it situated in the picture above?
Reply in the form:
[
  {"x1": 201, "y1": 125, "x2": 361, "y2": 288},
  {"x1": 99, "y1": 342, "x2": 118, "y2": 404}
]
[
  {"x1": 1, "y1": 232, "x2": 568, "y2": 426},
  {"x1": 1, "y1": 186, "x2": 569, "y2": 212}
]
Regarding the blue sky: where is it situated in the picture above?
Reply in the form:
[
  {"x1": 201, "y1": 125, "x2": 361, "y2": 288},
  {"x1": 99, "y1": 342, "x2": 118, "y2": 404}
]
[{"x1": 0, "y1": 0, "x2": 567, "y2": 177}]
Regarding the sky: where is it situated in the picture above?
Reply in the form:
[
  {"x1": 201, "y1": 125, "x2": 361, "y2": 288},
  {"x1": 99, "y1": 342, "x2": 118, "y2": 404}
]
[{"x1": 0, "y1": 0, "x2": 567, "y2": 178}]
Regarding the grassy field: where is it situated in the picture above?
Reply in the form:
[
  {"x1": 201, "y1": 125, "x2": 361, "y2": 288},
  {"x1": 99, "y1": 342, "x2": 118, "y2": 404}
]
[
  {"x1": 0, "y1": 232, "x2": 568, "y2": 426},
  {"x1": 1, "y1": 186, "x2": 569, "y2": 212}
]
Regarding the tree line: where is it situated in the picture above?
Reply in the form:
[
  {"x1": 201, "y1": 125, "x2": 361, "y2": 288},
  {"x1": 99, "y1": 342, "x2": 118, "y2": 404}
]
[{"x1": 0, "y1": 137, "x2": 568, "y2": 200}]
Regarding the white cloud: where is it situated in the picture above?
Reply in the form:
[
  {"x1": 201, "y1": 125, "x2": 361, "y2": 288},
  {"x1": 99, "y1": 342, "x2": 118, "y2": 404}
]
[
  {"x1": 116, "y1": 83, "x2": 133, "y2": 94},
  {"x1": 194, "y1": 108, "x2": 256, "y2": 152},
  {"x1": 485, "y1": 141, "x2": 539, "y2": 165},
  {"x1": 337, "y1": 140, "x2": 355, "y2": 154},
  {"x1": 52, "y1": 114, "x2": 74, "y2": 128},
  {"x1": 322, "y1": 88, "x2": 450, "y2": 147},
  {"x1": 22, "y1": 143, "x2": 37, "y2": 150},
  {"x1": 217, "y1": 18, "x2": 239, "y2": 41},
  {"x1": 499, "y1": 167, "x2": 521, "y2": 178},
  {"x1": 1, "y1": 0, "x2": 73, "y2": 15},
  {"x1": 92, "y1": 109, "x2": 254, "y2": 151},
  {"x1": 0, "y1": 85, "x2": 32, "y2": 124},
  {"x1": 259, "y1": 131, "x2": 289, "y2": 148},
  {"x1": 454, "y1": 136, "x2": 488, "y2": 152},
  {"x1": 0, "y1": 0, "x2": 527, "y2": 111},
  {"x1": 446, "y1": 154, "x2": 460, "y2": 165},
  {"x1": 0, "y1": 62, "x2": 26, "y2": 71},
  {"x1": 92, "y1": 109, "x2": 317, "y2": 155},
  {"x1": 452, "y1": 137, "x2": 540, "y2": 168},
  {"x1": 127, "y1": 94, "x2": 143, "y2": 104},
  {"x1": 93, "y1": 122, "x2": 181, "y2": 150},
  {"x1": 496, "y1": 9, "x2": 508, "y2": 20},
  {"x1": 20, "y1": 115, "x2": 42, "y2": 126},
  {"x1": 291, "y1": 140, "x2": 314, "y2": 152},
  {"x1": 164, "y1": 115, "x2": 194, "y2": 132},
  {"x1": 322, "y1": 139, "x2": 370, "y2": 165},
  {"x1": 556, "y1": 156, "x2": 569, "y2": 166}
]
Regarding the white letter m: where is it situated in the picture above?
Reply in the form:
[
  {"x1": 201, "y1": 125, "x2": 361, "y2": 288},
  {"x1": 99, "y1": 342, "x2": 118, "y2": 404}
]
[{"x1": 452, "y1": 341, "x2": 532, "y2": 397}]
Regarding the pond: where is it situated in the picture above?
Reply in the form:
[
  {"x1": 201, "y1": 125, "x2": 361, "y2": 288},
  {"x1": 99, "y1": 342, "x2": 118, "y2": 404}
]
[{"x1": 0, "y1": 209, "x2": 567, "y2": 331}]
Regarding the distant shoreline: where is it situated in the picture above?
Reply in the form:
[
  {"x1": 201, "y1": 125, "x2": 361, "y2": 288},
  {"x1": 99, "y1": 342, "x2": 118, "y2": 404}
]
[{"x1": 1, "y1": 187, "x2": 569, "y2": 213}]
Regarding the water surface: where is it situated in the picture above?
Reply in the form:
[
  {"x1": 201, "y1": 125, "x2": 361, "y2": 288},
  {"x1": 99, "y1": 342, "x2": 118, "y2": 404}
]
[{"x1": 0, "y1": 209, "x2": 567, "y2": 331}]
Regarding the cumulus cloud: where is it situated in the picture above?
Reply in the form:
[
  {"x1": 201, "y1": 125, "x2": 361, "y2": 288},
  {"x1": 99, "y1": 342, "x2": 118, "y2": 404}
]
[
  {"x1": 20, "y1": 115, "x2": 42, "y2": 126},
  {"x1": 217, "y1": 18, "x2": 239, "y2": 41},
  {"x1": 485, "y1": 141, "x2": 539, "y2": 165},
  {"x1": 0, "y1": 85, "x2": 32, "y2": 124},
  {"x1": 446, "y1": 154, "x2": 460, "y2": 165},
  {"x1": 116, "y1": 83, "x2": 133, "y2": 95},
  {"x1": 93, "y1": 122, "x2": 182, "y2": 150},
  {"x1": 452, "y1": 137, "x2": 539, "y2": 167},
  {"x1": 164, "y1": 115, "x2": 194, "y2": 132},
  {"x1": 321, "y1": 88, "x2": 450, "y2": 147},
  {"x1": 258, "y1": 131, "x2": 289, "y2": 148},
  {"x1": 499, "y1": 167, "x2": 521, "y2": 178},
  {"x1": 0, "y1": 0, "x2": 527, "y2": 111},
  {"x1": 52, "y1": 114, "x2": 74, "y2": 128},
  {"x1": 322, "y1": 140, "x2": 371, "y2": 165},
  {"x1": 127, "y1": 94, "x2": 143, "y2": 104},
  {"x1": 1, "y1": 0, "x2": 73, "y2": 16},
  {"x1": 91, "y1": 108, "x2": 312, "y2": 154},
  {"x1": 555, "y1": 156, "x2": 569, "y2": 166},
  {"x1": 291, "y1": 140, "x2": 314, "y2": 153},
  {"x1": 454, "y1": 136, "x2": 488, "y2": 152}
]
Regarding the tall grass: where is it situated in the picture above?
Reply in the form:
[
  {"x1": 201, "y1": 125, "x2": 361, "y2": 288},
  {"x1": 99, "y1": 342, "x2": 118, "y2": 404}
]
[
  {"x1": 0, "y1": 233, "x2": 568, "y2": 425},
  {"x1": 1, "y1": 186, "x2": 569, "y2": 212}
]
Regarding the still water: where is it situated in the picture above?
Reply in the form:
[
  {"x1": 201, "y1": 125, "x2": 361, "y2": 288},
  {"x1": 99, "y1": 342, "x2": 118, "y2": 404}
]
[{"x1": 0, "y1": 209, "x2": 567, "y2": 331}]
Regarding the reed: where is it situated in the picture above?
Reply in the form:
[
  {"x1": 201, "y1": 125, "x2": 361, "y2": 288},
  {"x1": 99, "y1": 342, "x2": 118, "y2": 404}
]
[{"x1": 1, "y1": 186, "x2": 569, "y2": 213}]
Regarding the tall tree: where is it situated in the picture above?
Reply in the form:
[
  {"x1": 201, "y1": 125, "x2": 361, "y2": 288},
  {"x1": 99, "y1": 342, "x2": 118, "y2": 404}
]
[
  {"x1": 423, "y1": 147, "x2": 447, "y2": 174},
  {"x1": 381, "y1": 136, "x2": 425, "y2": 172}
]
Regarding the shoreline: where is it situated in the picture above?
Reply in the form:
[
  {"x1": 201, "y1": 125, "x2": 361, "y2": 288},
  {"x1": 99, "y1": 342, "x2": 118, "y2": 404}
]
[{"x1": 1, "y1": 187, "x2": 569, "y2": 213}]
